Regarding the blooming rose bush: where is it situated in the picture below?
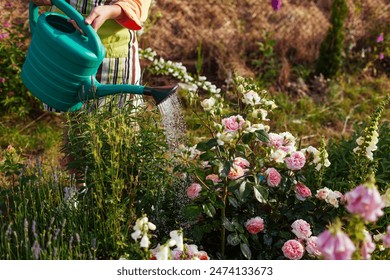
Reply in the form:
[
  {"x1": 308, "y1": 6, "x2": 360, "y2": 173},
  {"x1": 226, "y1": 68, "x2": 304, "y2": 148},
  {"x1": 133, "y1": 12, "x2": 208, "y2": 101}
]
[
  {"x1": 176, "y1": 76, "x2": 354, "y2": 259},
  {"x1": 174, "y1": 77, "x2": 390, "y2": 260}
]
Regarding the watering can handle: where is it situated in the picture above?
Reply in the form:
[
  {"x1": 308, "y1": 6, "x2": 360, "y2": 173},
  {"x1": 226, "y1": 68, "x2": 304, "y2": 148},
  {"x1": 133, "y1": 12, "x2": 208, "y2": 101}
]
[{"x1": 29, "y1": 0, "x2": 102, "y2": 56}]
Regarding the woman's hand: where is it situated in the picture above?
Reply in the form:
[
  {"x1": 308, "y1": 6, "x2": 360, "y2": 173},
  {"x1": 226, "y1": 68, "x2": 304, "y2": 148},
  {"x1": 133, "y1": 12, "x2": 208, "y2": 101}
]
[
  {"x1": 68, "y1": 5, "x2": 124, "y2": 32},
  {"x1": 31, "y1": 0, "x2": 52, "y2": 6},
  {"x1": 85, "y1": 5, "x2": 124, "y2": 31}
]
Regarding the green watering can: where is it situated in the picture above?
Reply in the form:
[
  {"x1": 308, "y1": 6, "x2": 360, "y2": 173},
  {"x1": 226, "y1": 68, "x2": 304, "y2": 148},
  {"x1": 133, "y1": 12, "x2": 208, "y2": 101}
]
[{"x1": 21, "y1": 0, "x2": 177, "y2": 112}]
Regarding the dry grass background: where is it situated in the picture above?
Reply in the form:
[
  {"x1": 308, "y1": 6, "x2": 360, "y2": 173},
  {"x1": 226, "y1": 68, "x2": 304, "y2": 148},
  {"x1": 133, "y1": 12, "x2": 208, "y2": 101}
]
[{"x1": 1, "y1": 0, "x2": 389, "y2": 83}]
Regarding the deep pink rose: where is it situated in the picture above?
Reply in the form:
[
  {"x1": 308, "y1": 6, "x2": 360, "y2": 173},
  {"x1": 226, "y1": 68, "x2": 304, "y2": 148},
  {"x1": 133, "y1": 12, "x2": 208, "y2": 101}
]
[
  {"x1": 222, "y1": 115, "x2": 245, "y2": 132},
  {"x1": 282, "y1": 239, "x2": 304, "y2": 260},
  {"x1": 265, "y1": 167, "x2": 281, "y2": 187},
  {"x1": 285, "y1": 151, "x2": 306, "y2": 170},
  {"x1": 345, "y1": 185, "x2": 384, "y2": 222},
  {"x1": 186, "y1": 183, "x2": 202, "y2": 200},
  {"x1": 295, "y1": 182, "x2": 312, "y2": 201},
  {"x1": 305, "y1": 236, "x2": 321, "y2": 257},
  {"x1": 383, "y1": 225, "x2": 390, "y2": 248},
  {"x1": 291, "y1": 219, "x2": 312, "y2": 239},
  {"x1": 317, "y1": 229, "x2": 356, "y2": 260},
  {"x1": 245, "y1": 217, "x2": 265, "y2": 234},
  {"x1": 233, "y1": 157, "x2": 250, "y2": 170}
]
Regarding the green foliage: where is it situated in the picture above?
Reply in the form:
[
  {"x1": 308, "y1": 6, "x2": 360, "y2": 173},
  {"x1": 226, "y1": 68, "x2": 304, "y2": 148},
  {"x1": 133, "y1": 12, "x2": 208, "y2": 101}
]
[
  {"x1": 0, "y1": 20, "x2": 40, "y2": 117},
  {"x1": 315, "y1": 0, "x2": 348, "y2": 79}
]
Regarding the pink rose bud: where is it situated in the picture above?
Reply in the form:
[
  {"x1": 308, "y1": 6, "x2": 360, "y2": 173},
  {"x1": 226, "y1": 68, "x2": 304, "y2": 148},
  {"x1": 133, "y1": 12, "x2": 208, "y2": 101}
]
[
  {"x1": 295, "y1": 182, "x2": 312, "y2": 201},
  {"x1": 282, "y1": 239, "x2": 304, "y2": 260},
  {"x1": 317, "y1": 229, "x2": 356, "y2": 260},
  {"x1": 186, "y1": 183, "x2": 202, "y2": 200},
  {"x1": 245, "y1": 217, "x2": 265, "y2": 234},
  {"x1": 285, "y1": 151, "x2": 306, "y2": 170},
  {"x1": 291, "y1": 219, "x2": 312, "y2": 239},
  {"x1": 265, "y1": 167, "x2": 281, "y2": 187},
  {"x1": 345, "y1": 184, "x2": 384, "y2": 222}
]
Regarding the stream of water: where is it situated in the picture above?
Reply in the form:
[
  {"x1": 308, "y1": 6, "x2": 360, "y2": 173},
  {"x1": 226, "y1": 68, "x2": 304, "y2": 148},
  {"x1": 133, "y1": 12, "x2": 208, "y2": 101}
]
[{"x1": 157, "y1": 93, "x2": 187, "y2": 150}]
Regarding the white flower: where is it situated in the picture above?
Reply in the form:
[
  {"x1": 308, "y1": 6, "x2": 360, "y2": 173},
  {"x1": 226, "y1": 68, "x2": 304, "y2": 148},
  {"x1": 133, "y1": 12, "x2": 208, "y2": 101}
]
[
  {"x1": 170, "y1": 230, "x2": 184, "y2": 251},
  {"x1": 325, "y1": 191, "x2": 341, "y2": 208},
  {"x1": 131, "y1": 230, "x2": 142, "y2": 241},
  {"x1": 242, "y1": 90, "x2": 262, "y2": 106},
  {"x1": 200, "y1": 97, "x2": 216, "y2": 111},
  {"x1": 155, "y1": 244, "x2": 170, "y2": 260},
  {"x1": 140, "y1": 234, "x2": 150, "y2": 248},
  {"x1": 216, "y1": 131, "x2": 237, "y2": 146},
  {"x1": 270, "y1": 149, "x2": 287, "y2": 163}
]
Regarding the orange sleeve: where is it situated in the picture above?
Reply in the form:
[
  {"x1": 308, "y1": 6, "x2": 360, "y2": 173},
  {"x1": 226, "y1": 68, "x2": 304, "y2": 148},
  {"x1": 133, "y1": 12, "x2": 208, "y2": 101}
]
[{"x1": 111, "y1": 0, "x2": 151, "y2": 30}]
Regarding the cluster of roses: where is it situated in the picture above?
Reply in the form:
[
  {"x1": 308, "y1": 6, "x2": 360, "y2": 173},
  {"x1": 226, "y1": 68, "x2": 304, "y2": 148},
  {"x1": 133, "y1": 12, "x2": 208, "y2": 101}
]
[{"x1": 130, "y1": 216, "x2": 209, "y2": 260}]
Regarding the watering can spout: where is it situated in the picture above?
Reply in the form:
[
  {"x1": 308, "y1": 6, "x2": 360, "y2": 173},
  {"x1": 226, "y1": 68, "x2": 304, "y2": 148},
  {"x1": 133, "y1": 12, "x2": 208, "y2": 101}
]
[{"x1": 143, "y1": 85, "x2": 179, "y2": 105}]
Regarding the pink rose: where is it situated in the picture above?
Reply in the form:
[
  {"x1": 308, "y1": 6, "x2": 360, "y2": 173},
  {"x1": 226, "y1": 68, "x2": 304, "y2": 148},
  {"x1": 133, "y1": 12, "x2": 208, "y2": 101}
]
[
  {"x1": 222, "y1": 115, "x2": 245, "y2": 132},
  {"x1": 233, "y1": 157, "x2": 250, "y2": 170},
  {"x1": 295, "y1": 182, "x2": 312, "y2": 201},
  {"x1": 268, "y1": 133, "x2": 284, "y2": 149},
  {"x1": 291, "y1": 219, "x2": 312, "y2": 240},
  {"x1": 228, "y1": 165, "x2": 245, "y2": 180},
  {"x1": 186, "y1": 183, "x2": 202, "y2": 200},
  {"x1": 361, "y1": 230, "x2": 375, "y2": 260},
  {"x1": 245, "y1": 217, "x2": 265, "y2": 234},
  {"x1": 316, "y1": 187, "x2": 330, "y2": 200},
  {"x1": 317, "y1": 229, "x2": 356, "y2": 260},
  {"x1": 383, "y1": 225, "x2": 390, "y2": 248},
  {"x1": 205, "y1": 174, "x2": 222, "y2": 184},
  {"x1": 305, "y1": 236, "x2": 321, "y2": 257},
  {"x1": 264, "y1": 167, "x2": 281, "y2": 187},
  {"x1": 285, "y1": 151, "x2": 306, "y2": 170},
  {"x1": 345, "y1": 184, "x2": 384, "y2": 222},
  {"x1": 282, "y1": 239, "x2": 304, "y2": 260}
]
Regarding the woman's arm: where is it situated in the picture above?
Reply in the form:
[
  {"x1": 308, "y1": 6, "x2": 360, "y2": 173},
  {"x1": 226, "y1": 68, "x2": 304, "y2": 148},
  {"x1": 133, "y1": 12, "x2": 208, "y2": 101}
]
[{"x1": 110, "y1": 0, "x2": 151, "y2": 30}]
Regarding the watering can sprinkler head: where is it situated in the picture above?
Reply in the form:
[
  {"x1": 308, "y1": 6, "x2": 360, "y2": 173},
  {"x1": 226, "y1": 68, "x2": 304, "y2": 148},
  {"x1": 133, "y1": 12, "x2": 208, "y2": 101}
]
[{"x1": 144, "y1": 84, "x2": 179, "y2": 105}]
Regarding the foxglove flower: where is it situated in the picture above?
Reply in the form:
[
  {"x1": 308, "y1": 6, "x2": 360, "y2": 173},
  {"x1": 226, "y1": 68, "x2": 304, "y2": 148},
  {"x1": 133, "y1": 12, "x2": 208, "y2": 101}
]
[
  {"x1": 345, "y1": 184, "x2": 384, "y2": 222},
  {"x1": 271, "y1": 0, "x2": 282, "y2": 11},
  {"x1": 317, "y1": 229, "x2": 356, "y2": 260}
]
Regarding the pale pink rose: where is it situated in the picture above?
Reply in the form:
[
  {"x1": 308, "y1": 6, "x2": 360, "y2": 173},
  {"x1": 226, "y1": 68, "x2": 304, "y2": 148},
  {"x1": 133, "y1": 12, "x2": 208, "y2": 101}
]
[
  {"x1": 291, "y1": 219, "x2": 312, "y2": 239},
  {"x1": 345, "y1": 184, "x2": 384, "y2": 222},
  {"x1": 245, "y1": 217, "x2": 265, "y2": 234},
  {"x1": 264, "y1": 167, "x2": 281, "y2": 187},
  {"x1": 317, "y1": 229, "x2": 356, "y2": 260},
  {"x1": 334, "y1": 191, "x2": 346, "y2": 204},
  {"x1": 222, "y1": 115, "x2": 245, "y2": 132},
  {"x1": 185, "y1": 244, "x2": 199, "y2": 259},
  {"x1": 305, "y1": 236, "x2": 321, "y2": 257},
  {"x1": 228, "y1": 165, "x2": 245, "y2": 180},
  {"x1": 268, "y1": 133, "x2": 284, "y2": 148},
  {"x1": 361, "y1": 230, "x2": 375, "y2": 260},
  {"x1": 233, "y1": 157, "x2": 250, "y2": 170},
  {"x1": 316, "y1": 187, "x2": 330, "y2": 200},
  {"x1": 205, "y1": 174, "x2": 222, "y2": 184},
  {"x1": 295, "y1": 182, "x2": 312, "y2": 201},
  {"x1": 285, "y1": 151, "x2": 306, "y2": 170},
  {"x1": 186, "y1": 183, "x2": 202, "y2": 199},
  {"x1": 383, "y1": 225, "x2": 390, "y2": 248},
  {"x1": 282, "y1": 239, "x2": 304, "y2": 260}
]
